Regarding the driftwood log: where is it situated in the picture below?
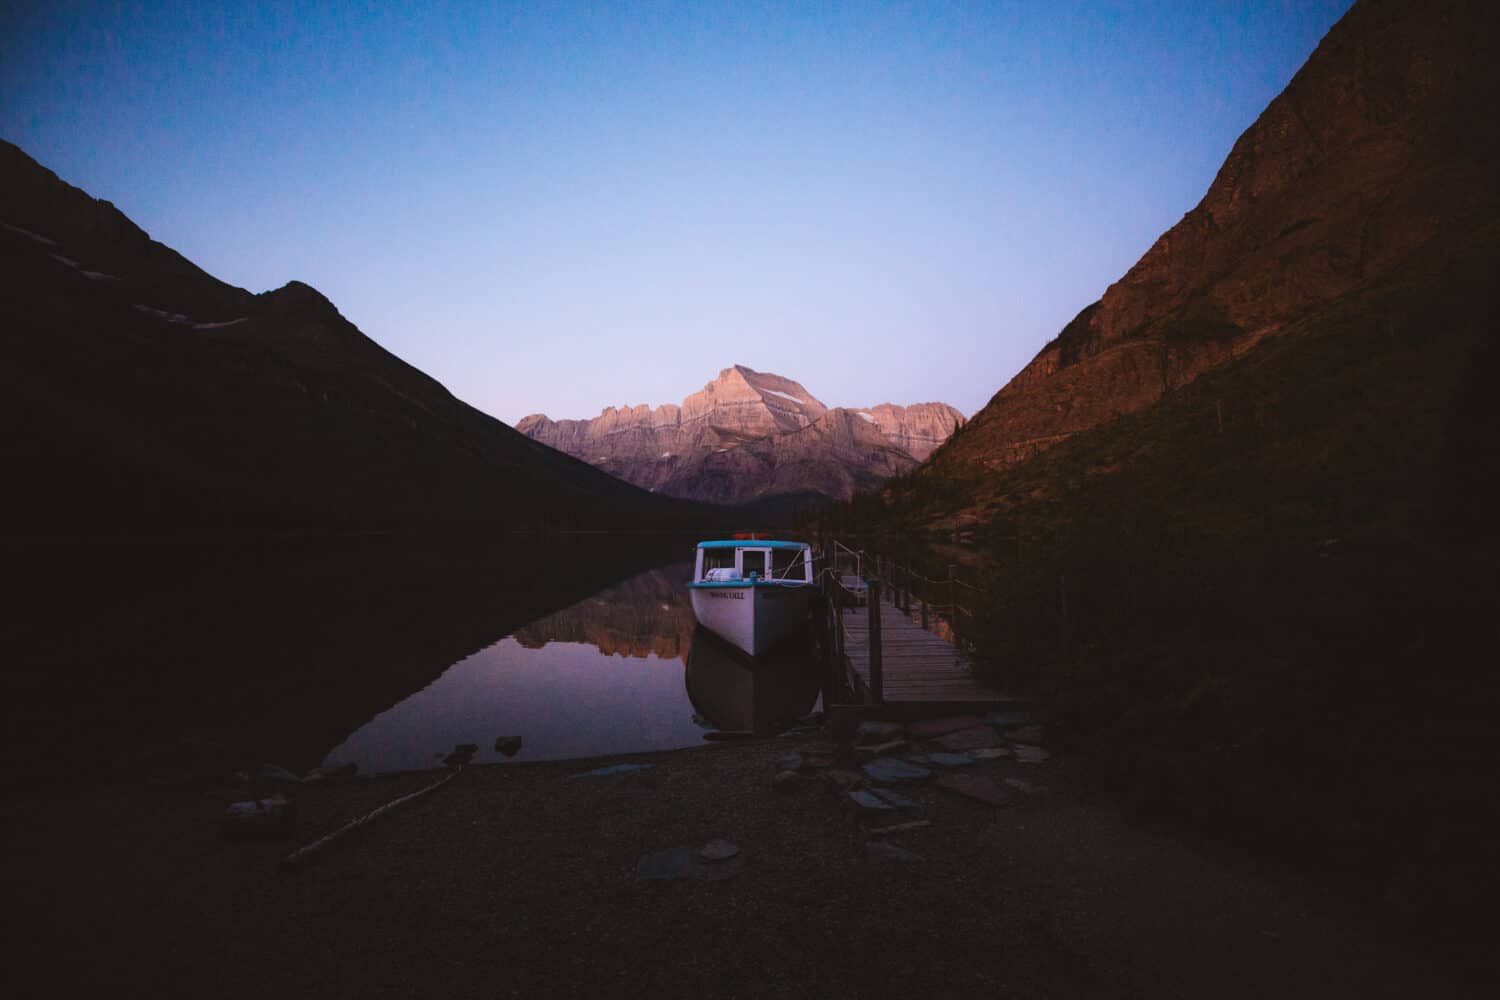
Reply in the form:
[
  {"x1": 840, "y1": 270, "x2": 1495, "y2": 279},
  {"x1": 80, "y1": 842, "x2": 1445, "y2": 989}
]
[{"x1": 279, "y1": 767, "x2": 463, "y2": 872}]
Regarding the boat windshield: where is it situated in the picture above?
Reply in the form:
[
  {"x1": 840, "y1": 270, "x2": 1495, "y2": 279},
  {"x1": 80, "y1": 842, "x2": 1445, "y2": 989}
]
[
  {"x1": 772, "y1": 547, "x2": 805, "y2": 580},
  {"x1": 741, "y1": 550, "x2": 767, "y2": 579},
  {"x1": 701, "y1": 548, "x2": 736, "y2": 575}
]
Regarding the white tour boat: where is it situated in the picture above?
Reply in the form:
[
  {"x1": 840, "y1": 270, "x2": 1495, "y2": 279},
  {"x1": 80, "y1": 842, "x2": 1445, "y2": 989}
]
[{"x1": 688, "y1": 536, "x2": 816, "y2": 656}]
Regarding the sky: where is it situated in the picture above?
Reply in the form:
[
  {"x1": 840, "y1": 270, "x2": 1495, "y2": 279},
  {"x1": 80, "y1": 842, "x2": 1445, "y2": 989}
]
[{"x1": 1, "y1": 0, "x2": 1354, "y2": 423}]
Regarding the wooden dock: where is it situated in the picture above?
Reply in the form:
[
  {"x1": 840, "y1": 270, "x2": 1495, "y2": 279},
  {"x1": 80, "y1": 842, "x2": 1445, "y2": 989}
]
[{"x1": 835, "y1": 582, "x2": 1013, "y2": 706}]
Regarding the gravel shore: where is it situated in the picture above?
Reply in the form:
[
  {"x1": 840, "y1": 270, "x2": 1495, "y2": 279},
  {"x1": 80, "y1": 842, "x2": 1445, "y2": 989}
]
[{"x1": 8, "y1": 733, "x2": 1452, "y2": 998}]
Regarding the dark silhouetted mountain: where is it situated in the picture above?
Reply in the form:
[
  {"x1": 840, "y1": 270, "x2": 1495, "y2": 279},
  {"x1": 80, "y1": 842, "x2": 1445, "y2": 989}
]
[{"x1": 0, "y1": 140, "x2": 715, "y2": 537}]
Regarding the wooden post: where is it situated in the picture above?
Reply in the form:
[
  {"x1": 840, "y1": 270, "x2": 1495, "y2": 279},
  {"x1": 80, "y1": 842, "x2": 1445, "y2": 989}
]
[
  {"x1": 868, "y1": 579, "x2": 883, "y2": 703},
  {"x1": 821, "y1": 581, "x2": 834, "y2": 669},
  {"x1": 1059, "y1": 572, "x2": 1071, "y2": 658},
  {"x1": 824, "y1": 593, "x2": 832, "y2": 667},
  {"x1": 947, "y1": 565, "x2": 957, "y2": 628}
]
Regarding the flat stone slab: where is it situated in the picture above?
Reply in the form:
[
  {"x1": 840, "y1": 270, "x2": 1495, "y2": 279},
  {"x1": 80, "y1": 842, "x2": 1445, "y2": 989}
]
[
  {"x1": 867, "y1": 819, "x2": 931, "y2": 837},
  {"x1": 848, "y1": 787, "x2": 922, "y2": 812},
  {"x1": 855, "y1": 721, "x2": 905, "y2": 744},
  {"x1": 571, "y1": 763, "x2": 654, "y2": 779},
  {"x1": 776, "y1": 752, "x2": 804, "y2": 772},
  {"x1": 935, "y1": 726, "x2": 1005, "y2": 752},
  {"x1": 970, "y1": 747, "x2": 1012, "y2": 760},
  {"x1": 1006, "y1": 725, "x2": 1045, "y2": 746},
  {"x1": 698, "y1": 839, "x2": 740, "y2": 862},
  {"x1": 911, "y1": 752, "x2": 974, "y2": 768},
  {"x1": 867, "y1": 786, "x2": 921, "y2": 810},
  {"x1": 848, "y1": 789, "x2": 895, "y2": 811},
  {"x1": 826, "y1": 769, "x2": 865, "y2": 791},
  {"x1": 1013, "y1": 746, "x2": 1052, "y2": 764},
  {"x1": 695, "y1": 853, "x2": 746, "y2": 880},
  {"x1": 862, "y1": 758, "x2": 932, "y2": 783},
  {"x1": 854, "y1": 739, "x2": 908, "y2": 760},
  {"x1": 638, "y1": 845, "x2": 745, "y2": 881},
  {"x1": 986, "y1": 710, "x2": 1034, "y2": 730},
  {"x1": 1003, "y1": 778, "x2": 1046, "y2": 796},
  {"x1": 936, "y1": 773, "x2": 1013, "y2": 807},
  {"x1": 907, "y1": 715, "x2": 986, "y2": 739}
]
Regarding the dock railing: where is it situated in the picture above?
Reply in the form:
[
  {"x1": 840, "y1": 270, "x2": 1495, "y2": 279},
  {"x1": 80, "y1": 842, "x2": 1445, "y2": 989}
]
[
  {"x1": 825, "y1": 539, "x2": 992, "y2": 632},
  {"x1": 819, "y1": 537, "x2": 997, "y2": 704}
]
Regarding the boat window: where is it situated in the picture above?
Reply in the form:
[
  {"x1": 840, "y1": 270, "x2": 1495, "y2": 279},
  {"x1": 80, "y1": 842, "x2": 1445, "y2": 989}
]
[
  {"x1": 740, "y1": 550, "x2": 767, "y2": 579},
  {"x1": 702, "y1": 548, "x2": 736, "y2": 574},
  {"x1": 772, "y1": 547, "x2": 805, "y2": 580}
]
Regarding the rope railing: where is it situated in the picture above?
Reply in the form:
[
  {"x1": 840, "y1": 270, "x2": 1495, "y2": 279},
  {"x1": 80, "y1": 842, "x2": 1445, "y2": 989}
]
[
  {"x1": 831, "y1": 580, "x2": 867, "y2": 602},
  {"x1": 813, "y1": 537, "x2": 1006, "y2": 682},
  {"x1": 817, "y1": 566, "x2": 864, "y2": 595},
  {"x1": 901, "y1": 567, "x2": 948, "y2": 587},
  {"x1": 898, "y1": 565, "x2": 985, "y2": 603},
  {"x1": 821, "y1": 537, "x2": 992, "y2": 602},
  {"x1": 821, "y1": 554, "x2": 979, "y2": 706}
]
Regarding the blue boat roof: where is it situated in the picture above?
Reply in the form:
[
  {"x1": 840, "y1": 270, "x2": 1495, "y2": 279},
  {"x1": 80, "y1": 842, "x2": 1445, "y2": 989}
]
[{"x1": 697, "y1": 539, "x2": 809, "y2": 550}]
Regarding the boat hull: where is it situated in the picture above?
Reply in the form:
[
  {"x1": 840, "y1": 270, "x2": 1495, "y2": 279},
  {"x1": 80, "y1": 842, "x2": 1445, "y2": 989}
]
[{"x1": 689, "y1": 583, "x2": 814, "y2": 657}]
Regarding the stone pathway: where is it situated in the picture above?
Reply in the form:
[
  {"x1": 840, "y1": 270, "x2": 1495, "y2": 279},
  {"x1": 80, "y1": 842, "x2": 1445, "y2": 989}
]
[
  {"x1": 769, "y1": 710, "x2": 1051, "y2": 859},
  {"x1": 638, "y1": 710, "x2": 1049, "y2": 879}
]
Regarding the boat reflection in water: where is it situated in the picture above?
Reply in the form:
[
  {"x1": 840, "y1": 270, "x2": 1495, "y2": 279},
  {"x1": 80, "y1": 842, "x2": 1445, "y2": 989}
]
[{"x1": 684, "y1": 625, "x2": 822, "y2": 735}]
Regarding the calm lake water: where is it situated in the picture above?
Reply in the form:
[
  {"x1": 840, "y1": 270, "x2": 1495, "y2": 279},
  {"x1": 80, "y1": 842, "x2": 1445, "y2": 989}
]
[
  {"x1": 322, "y1": 560, "x2": 823, "y2": 775},
  {"x1": 3, "y1": 539, "x2": 830, "y2": 786}
]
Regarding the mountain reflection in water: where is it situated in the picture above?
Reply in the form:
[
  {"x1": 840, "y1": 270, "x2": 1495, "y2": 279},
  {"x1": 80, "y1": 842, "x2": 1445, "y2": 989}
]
[
  {"x1": 325, "y1": 561, "x2": 821, "y2": 774},
  {"x1": 511, "y1": 565, "x2": 696, "y2": 661}
]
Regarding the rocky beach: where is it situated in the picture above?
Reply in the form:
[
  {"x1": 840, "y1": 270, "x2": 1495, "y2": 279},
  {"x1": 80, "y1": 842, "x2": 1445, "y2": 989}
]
[{"x1": 9, "y1": 720, "x2": 1457, "y2": 998}]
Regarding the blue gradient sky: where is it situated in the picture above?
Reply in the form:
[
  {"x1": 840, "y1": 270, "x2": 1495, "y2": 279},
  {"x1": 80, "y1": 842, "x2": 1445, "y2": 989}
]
[{"x1": 2, "y1": 1, "x2": 1352, "y2": 423}]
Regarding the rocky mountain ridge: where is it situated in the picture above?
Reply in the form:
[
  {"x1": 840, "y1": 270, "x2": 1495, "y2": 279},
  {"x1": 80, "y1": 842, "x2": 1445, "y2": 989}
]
[
  {"x1": 925, "y1": 0, "x2": 1498, "y2": 477},
  {"x1": 518, "y1": 364, "x2": 964, "y2": 504}
]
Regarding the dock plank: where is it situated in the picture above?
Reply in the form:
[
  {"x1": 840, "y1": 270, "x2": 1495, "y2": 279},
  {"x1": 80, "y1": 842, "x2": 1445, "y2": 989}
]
[{"x1": 838, "y1": 589, "x2": 1007, "y2": 705}]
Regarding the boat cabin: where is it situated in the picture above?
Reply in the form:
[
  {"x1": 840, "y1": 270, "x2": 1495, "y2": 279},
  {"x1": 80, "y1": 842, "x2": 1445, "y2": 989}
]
[{"x1": 693, "y1": 539, "x2": 812, "y2": 585}]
